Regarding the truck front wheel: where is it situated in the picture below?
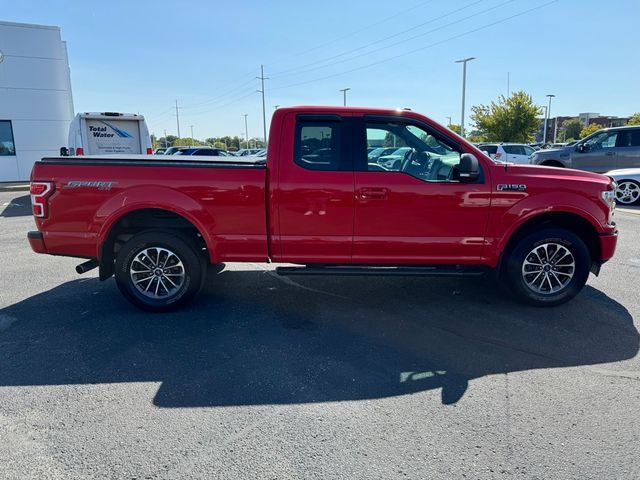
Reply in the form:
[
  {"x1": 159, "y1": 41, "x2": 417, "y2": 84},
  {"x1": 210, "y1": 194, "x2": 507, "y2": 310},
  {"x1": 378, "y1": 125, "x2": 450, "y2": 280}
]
[
  {"x1": 114, "y1": 231, "x2": 205, "y2": 312},
  {"x1": 505, "y1": 228, "x2": 590, "y2": 307}
]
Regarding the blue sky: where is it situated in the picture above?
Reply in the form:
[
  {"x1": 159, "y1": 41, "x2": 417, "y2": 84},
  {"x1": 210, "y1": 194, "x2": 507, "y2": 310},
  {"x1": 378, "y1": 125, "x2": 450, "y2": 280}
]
[{"x1": 4, "y1": 0, "x2": 639, "y2": 139}]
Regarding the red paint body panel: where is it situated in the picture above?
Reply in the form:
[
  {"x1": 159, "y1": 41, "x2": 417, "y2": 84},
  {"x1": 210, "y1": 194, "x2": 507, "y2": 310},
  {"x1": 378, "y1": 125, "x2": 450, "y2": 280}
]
[
  {"x1": 271, "y1": 111, "x2": 355, "y2": 263},
  {"x1": 29, "y1": 106, "x2": 617, "y2": 271},
  {"x1": 599, "y1": 233, "x2": 618, "y2": 262},
  {"x1": 32, "y1": 163, "x2": 267, "y2": 263},
  {"x1": 352, "y1": 171, "x2": 491, "y2": 264}
]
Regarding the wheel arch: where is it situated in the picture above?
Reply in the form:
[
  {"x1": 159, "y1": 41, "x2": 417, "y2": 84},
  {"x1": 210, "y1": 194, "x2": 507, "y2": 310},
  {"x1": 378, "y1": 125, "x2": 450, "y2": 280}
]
[
  {"x1": 98, "y1": 206, "x2": 215, "y2": 280},
  {"x1": 497, "y1": 211, "x2": 601, "y2": 276}
]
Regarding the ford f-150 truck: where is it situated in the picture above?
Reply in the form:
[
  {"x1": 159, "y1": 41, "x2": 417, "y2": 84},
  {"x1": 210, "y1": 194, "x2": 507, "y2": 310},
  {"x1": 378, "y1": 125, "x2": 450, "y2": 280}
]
[{"x1": 28, "y1": 106, "x2": 618, "y2": 311}]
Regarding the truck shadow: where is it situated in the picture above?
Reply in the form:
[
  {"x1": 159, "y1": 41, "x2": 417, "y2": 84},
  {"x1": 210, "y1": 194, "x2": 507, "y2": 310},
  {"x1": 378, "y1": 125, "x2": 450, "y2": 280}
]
[
  {"x1": 0, "y1": 267, "x2": 637, "y2": 407},
  {"x1": 0, "y1": 194, "x2": 31, "y2": 217}
]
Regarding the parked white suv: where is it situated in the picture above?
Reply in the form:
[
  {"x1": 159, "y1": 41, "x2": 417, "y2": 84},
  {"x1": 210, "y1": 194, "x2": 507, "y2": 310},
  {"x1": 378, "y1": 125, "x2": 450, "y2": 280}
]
[{"x1": 479, "y1": 143, "x2": 536, "y2": 164}]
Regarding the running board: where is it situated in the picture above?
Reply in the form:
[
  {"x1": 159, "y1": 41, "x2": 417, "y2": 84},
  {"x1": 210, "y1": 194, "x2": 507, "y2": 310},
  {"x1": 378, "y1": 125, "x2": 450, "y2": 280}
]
[{"x1": 275, "y1": 265, "x2": 488, "y2": 277}]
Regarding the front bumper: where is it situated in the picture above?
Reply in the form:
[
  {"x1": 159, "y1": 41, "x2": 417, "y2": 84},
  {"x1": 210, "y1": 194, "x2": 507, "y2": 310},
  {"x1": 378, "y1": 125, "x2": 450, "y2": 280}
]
[
  {"x1": 27, "y1": 231, "x2": 47, "y2": 254},
  {"x1": 599, "y1": 232, "x2": 618, "y2": 262}
]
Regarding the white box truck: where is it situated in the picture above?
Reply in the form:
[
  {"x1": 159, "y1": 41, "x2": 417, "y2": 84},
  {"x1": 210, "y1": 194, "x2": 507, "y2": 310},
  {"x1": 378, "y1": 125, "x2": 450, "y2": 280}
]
[{"x1": 66, "y1": 112, "x2": 152, "y2": 156}]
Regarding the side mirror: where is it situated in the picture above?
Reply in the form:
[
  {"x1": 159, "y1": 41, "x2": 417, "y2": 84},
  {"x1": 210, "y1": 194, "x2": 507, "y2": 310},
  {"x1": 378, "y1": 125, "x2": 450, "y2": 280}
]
[
  {"x1": 59, "y1": 147, "x2": 69, "y2": 157},
  {"x1": 577, "y1": 144, "x2": 587, "y2": 153},
  {"x1": 458, "y1": 153, "x2": 480, "y2": 182}
]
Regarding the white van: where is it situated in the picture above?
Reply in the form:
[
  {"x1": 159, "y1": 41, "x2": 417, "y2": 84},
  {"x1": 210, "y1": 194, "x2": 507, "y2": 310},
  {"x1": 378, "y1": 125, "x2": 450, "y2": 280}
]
[{"x1": 66, "y1": 112, "x2": 152, "y2": 156}]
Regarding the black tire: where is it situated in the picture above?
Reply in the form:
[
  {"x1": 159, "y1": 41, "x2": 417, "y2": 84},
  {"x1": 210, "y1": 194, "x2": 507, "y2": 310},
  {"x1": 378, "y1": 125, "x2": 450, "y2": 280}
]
[
  {"x1": 504, "y1": 228, "x2": 590, "y2": 307},
  {"x1": 114, "y1": 231, "x2": 205, "y2": 312}
]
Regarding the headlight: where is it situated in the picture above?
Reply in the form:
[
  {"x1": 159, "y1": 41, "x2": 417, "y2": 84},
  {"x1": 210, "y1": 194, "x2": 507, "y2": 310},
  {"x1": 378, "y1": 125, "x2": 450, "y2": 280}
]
[
  {"x1": 601, "y1": 187, "x2": 616, "y2": 222},
  {"x1": 601, "y1": 189, "x2": 615, "y2": 204}
]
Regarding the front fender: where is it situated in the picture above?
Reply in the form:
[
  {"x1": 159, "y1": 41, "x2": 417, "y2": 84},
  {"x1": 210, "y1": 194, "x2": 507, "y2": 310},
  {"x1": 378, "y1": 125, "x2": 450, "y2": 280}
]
[{"x1": 486, "y1": 191, "x2": 607, "y2": 265}]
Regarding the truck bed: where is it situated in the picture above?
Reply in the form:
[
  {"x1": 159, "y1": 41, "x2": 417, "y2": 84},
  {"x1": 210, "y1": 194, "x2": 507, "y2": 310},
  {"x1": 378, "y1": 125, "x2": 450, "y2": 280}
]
[{"x1": 31, "y1": 155, "x2": 268, "y2": 263}]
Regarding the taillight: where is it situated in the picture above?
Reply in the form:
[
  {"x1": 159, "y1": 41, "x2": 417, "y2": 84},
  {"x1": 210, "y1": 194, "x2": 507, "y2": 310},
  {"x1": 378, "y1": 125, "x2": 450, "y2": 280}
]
[
  {"x1": 146, "y1": 148, "x2": 153, "y2": 154},
  {"x1": 76, "y1": 147, "x2": 84, "y2": 156},
  {"x1": 30, "y1": 181, "x2": 54, "y2": 218}
]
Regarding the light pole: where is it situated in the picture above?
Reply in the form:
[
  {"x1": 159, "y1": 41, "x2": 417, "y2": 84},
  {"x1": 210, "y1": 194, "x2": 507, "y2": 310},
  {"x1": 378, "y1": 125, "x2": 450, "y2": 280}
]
[
  {"x1": 257, "y1": 64, "x2": 269, "y2": 146},
  {"x1": 455, "y1": 57, "x2": 475, "y2": 138},
  {"x1": 243, "y1": 114, "x2": 249, "y2": 150},
  {"x1": 446, "y1": 116, "x2": 452, "y2": 127},
  {"x1": 543, "y1": 94, "x2": 555, "y2": 144},
  {"x1": 339, "y1": 88, "x2": 351, "y2": 106},
  {"x1": 190, "y1": 125, "x2": 194, "y2": 145},
  {"x1": 174, "y1": 100, "x2": 181, "y2": 139}
]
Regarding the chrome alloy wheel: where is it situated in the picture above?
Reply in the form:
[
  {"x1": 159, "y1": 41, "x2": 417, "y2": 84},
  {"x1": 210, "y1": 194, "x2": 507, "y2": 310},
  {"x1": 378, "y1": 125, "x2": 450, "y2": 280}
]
[
  {"x1": 615, "y1": 180, "x2": 640, "y2": 205},
  {"x1": 129, "y1": 247, "x2": 186, "y2": 299},
  {"x1": 521, "y1": 243, "x2": 575, "y2": 295}
]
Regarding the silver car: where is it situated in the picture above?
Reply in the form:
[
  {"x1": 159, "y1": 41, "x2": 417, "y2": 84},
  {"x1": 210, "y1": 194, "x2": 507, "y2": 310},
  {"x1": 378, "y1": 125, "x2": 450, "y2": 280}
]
[
  {"x1": 531, "y1": 125, "x2": 640, "y2": 173},
  {"x1": 606, "y1": 168, "x2": 640, "y2": 205}
]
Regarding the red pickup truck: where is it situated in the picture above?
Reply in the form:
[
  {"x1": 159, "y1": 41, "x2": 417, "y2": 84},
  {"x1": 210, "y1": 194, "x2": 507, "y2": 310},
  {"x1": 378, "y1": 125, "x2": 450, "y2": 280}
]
[{"x1": 28, "y1": 106, "x2": 618, "y2": 311}]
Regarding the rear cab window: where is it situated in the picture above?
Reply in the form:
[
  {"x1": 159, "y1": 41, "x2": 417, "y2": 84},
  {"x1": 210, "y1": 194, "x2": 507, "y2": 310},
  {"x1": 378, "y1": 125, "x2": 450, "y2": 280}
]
[{"x1": 294, "y1": 115, "x2": 352, "y2": 171}]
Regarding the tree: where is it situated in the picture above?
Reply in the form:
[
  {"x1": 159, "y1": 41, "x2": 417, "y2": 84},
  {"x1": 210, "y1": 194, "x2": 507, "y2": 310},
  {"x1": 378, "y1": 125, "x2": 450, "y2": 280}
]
[
  {"x1": 166, "y1": 135, "x2": 177, "y2": 143},
  {"x1": 383, "y1": 132, "x2": 406, "y2": 148},
  {"x1": 580, "y1": 123, "x2": 601, "y2": 138},
  {"x1": 448, "y1": 124, "x2": 461, "y2": 134},
  {"x1": 627, "y1": 112, "x2": 640, "y2": 126},
  {"x1": 470, "y1": 91, "x2": 541, "y2": 142},
  {"x1": 558, "y1": 118, "x2": 582, "y2": 141},
  {"x1": 172, "y1": 137, "x2": 203, "y2": 147}
]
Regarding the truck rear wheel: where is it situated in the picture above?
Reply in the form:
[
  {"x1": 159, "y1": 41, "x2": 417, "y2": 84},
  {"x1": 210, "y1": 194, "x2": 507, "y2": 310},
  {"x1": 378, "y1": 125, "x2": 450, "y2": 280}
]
[
  {"x1": 504, "y1": 228, "x2": 590, "y2": 307},
  {"x1": 114, "y1": 231, "x2": 205, "y2": 312}
]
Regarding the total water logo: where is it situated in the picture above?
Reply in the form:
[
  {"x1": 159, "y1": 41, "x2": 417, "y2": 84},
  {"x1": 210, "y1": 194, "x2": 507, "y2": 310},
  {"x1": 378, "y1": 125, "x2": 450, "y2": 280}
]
[{"x1": 89, "y1": 121, "x2": 134, "y2": 139}]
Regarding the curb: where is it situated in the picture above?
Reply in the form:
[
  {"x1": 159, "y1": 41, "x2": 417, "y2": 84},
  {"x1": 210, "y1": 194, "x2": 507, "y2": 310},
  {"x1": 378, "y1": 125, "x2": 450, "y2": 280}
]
[
  {"x1": 0, "y1": 184, "x2": 30, "y2": 192},
  {"x1": 618, "y1": 208, "x2": 640, "y2": 216}
]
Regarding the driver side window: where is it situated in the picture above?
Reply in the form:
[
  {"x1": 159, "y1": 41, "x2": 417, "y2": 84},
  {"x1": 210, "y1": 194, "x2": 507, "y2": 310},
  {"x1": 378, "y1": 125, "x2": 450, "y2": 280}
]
[
  {"x1": 584, "y1": 131, "x2": 617, "y2": 151},
  {"x1": 365, "y1": 122, "x2": 461, "y2": 182}
]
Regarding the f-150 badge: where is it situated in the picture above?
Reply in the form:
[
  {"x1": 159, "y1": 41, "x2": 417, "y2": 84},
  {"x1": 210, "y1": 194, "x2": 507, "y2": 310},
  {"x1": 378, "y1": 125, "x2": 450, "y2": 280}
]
[{"x1": 497, "y1": 184, "x2": 527, "y2": 191}]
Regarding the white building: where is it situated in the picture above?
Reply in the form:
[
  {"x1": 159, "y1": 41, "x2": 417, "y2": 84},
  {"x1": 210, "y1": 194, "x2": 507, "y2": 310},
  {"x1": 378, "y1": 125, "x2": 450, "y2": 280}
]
[{"x1": 0, "y1": 21, "x2": 74, "y2": 182}]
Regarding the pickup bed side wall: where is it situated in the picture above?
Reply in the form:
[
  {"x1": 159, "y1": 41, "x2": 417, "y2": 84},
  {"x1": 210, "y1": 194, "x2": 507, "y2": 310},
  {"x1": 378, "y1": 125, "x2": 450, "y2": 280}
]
[{"x1": 32, "y1": 162, "x2": 268, "y2": 263}]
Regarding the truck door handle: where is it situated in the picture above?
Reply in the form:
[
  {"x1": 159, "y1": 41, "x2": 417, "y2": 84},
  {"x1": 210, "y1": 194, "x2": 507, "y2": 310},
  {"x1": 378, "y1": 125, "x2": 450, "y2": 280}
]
[
  {"x1": 358, "y1": 187, "x2": 388, "y2": 200},
  {"x1": 606, "y1": 151, "x2": 615, "y2": 156}
]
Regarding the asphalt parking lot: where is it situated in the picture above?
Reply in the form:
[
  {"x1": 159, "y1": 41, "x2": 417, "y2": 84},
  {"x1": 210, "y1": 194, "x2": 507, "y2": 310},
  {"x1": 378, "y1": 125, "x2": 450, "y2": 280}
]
[{"x1": 1, "y1": 190, "x2": 639, "y2": 479}]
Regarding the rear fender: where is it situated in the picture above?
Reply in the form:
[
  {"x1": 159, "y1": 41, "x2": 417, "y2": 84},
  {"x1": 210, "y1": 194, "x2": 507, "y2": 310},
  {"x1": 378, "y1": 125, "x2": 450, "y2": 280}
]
[{"x1": 95, "y1": 185, "x2": 218, "y2": 263}]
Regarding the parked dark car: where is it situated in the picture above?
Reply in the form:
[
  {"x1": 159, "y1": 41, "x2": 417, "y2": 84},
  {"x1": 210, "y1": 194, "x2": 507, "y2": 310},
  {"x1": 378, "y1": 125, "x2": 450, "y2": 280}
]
[
  {"x1": 163, "y1": 146, "x2": 189, "y2": 155},
  {"x1": 174, "y1": 147, "x2": 232, "y2": 156}
]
